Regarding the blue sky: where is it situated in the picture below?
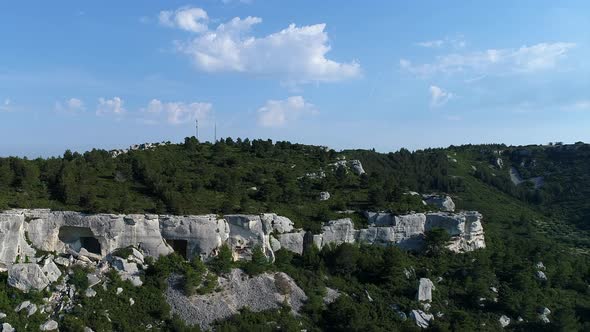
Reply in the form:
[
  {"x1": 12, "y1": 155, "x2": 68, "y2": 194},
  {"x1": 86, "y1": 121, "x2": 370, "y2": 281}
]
[{"x1": 1, "y1": 1, "x2": 589, "y2": 157}]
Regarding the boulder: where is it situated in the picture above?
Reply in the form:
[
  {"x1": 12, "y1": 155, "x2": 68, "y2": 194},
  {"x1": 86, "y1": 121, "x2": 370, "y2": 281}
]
[
  {"x1": 54, "y1": 256, "x2": 71, "y2": 267},
  {"x1": 417, "y1": 278, "x2": 435, "y2": 302},
  {"x1": 536, "y1": 271, "x2": 547, "y2": 281},
  {"x1": 323, "y1": 288, "x2": 340, "y2": 305},
  {"x1": 15, "y1": 301, "x2": 37, "y2": 316},
  {"x1": 8, "y1": 263, "x2": 50, "y2": 292},
  {"x1": 2, "y1": 323, "x2": 14, "y2": 332},
  {"x1": 410, "y1": 309, "x2": 433, "y2": 328},
  {"x1": 319, "y1": 191, "x2": 331, "y2": 201},
  {"x1": 499, "y1": 315, "x2": 510, "y2": 328},
  {"x1": 41, "y1": 258, "x2": 62, "y2": 283},
  {"x1": 349, "y1": 160, "x2": 366, "y2": 175},
  {"x1": 85, "y1": 288, "x2": 97, "y2": 298},
  {"x1": 0, "y1": 312, "x2": 5, "y2": 319},
  {"x1": 40, "y1": 320, "x2": 58, "y2": 331},
  {"x1": 539, "y1": 307, "x2": 551, "y2": 323},
  {"x1": 261, "y1": 214, "x2": 294, "y2": 234},
  {"x1": 423, "y1": 195, "x2": 455, "y2": 212}
]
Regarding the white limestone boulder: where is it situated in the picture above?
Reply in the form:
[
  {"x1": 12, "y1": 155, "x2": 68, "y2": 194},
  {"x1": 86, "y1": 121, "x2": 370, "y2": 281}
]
[
  {"x1": 417, "y1": 278, "x2": 435, "y2": 302},
  {"x1": 423, "y1": 195, "x2": 456, "y2": 212},
  {"x1": 40, "y1": 320, "x2": 58, "y2": 331},
  {"x1": 8, "y1": 263, "x2": 50, "y2": 292},
  {"x1": 410, "y1": 309, "x2": 433, "y2": 328}
]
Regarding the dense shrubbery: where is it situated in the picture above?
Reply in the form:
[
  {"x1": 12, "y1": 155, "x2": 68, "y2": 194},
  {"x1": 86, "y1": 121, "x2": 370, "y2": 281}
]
[{"x1": 0, "y1": 137, "x2": 457, "y2": 231}]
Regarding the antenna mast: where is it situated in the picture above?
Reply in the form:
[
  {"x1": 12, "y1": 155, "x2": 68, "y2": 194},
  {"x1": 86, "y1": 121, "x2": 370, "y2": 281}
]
[
  {"x1": 214, "y1": 122, "x2": 217, "y2": 142},
  {"x1": 195, "y1": 119, "x2": 199, "y2": 140}
]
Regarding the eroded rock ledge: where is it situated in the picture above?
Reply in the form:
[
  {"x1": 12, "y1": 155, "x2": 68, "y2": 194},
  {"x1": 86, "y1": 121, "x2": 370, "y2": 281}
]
[{"x1": 0, "y1": 208, "x2": 485, "y2": 272}]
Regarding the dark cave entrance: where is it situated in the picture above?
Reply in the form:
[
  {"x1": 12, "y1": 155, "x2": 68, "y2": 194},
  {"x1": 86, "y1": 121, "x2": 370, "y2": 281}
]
[
  {"x1": 58, "y1": 226, "x2": 102, "y2": 255},
  {"x1": 167, "y1": 239, "x2": 188, "y2": 259}
]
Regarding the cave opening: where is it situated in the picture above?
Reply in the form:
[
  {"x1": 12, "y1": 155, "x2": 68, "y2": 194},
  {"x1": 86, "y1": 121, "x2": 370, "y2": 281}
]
[
  {"x1": 58, "y1": 226, "x2": 102, "y2": 255},
  {"x1": 166, "y1": 239, "x2": 188, "y2": 259}
]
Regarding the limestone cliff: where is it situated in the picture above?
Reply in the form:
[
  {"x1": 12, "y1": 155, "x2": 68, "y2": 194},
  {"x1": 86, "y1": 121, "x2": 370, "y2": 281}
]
[{"x1": 0, "y1": 208, "x2": 485, "y2": 271}]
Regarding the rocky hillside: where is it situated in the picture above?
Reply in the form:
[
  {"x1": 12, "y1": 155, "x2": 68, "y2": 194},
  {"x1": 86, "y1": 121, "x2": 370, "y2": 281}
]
[{"x1": 0, "y1": 138, "x2": 589, "y2": 331}]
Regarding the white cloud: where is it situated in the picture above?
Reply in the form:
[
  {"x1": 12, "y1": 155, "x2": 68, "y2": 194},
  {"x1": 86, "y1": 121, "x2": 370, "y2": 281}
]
[
  {"x1": 96, "y1": 97, "x2": 126, "y2": 116},
  {"x1": 55, "y1": 98, "x2": 85, "y2": 114},
  {"x1": 416, "y1": 36, "x2": 466, "y2": 49},
  {"x1": 429, "y1": 85, "x2": 453, "y2": 107},
  {"x1": 159, "y1": 7, "x2": 360, "y2": 84},
  {"x1": 257, "y1": 96, "x2": 316, "y2": 127},
  {"x1": 159, "y1": 7, "x2": 209, "y2": 33},
  {"x1": 416, "y1": 40, "x2": 444, "y2": 48},
  {"x1": 141, "y1": 99, "x2": 212, "y2": 125},
  {"x1": 0, "y1": 98, "x2": 11, "y2": 112},
  {"x1": 402, "y1": 42, "x2": 575, "y2": 76}
]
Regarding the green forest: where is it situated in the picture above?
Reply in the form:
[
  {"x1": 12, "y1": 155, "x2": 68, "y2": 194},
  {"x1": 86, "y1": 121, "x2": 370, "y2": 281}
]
[{"x1": 1, "y1": 138, "x2": 590, "y2": 331}]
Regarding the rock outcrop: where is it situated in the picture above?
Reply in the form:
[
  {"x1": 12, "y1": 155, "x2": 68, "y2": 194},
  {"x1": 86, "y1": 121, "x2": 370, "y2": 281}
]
[
  {"x1": 8, "y1": 263, "x2": 50, "y2": 292},
  {"x1": 330, "y1": 159, "x2": 366, "y2": 175},
  {"x1": 0, "y1": 208, "x2": 485, "y2": 272},
  {"x1": 423, "y1": 195, "x2": 455, "y2": 212},
  {"x1": 411, "y1": 309, "x2": 433, "y2": 328},
  {"x1": 166, "y1": 269, "x2": 307, "y2": 330},
  {"x1": 417, "y1": 278, "x2": 435, "y2": 302}
]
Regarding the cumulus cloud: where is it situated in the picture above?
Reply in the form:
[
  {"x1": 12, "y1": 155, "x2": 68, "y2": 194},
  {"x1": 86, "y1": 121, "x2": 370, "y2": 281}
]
[
  {"x1": 141, "y1": 99, "x2": 212, "y2": 125},
  {"x1": 0, "y1": 98, "x2": 11, "y2": 112},
  {"x1": 55, "y1": 98, "x2": 85, "y2": 114},
  {"x1": 402, "y1": 42, "x2": 575, "y2": 76},
  {"x1": 429, "y1": 85, "x2": 453, "y2": 107},
  {"x1": 96, "y1": 97, "x2": 126, "y2": 116},
  {"x1": 257, "y1": 96, "x2": 316, "y2": 127},
  {"x1": 159, "y1": 7, "x2": 360, "y2": 84},
  {"x1": 159, "y1": 7, "x2": 209, "y2": 33}
]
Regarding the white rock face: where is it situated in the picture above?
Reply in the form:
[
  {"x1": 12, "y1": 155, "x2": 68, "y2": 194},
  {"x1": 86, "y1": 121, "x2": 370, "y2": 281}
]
[
  {"x1": 276, "y1": 231, "x2": 306, "y2": 255},
  {"x1": 8, "y1": 263, "x2": 50, "y2": 292},
  {"x1": 411, "y1": 309, "x2": 434, "y2": 328},
  {"x1": 314, "y1": 211, "x2": 485, "y2": 253},
  {"x1": 0, "y1": 211, "x2": 37, "y2": 270},
  {"x1": 160, "y1": 214, "x2": 228, "y2": 260},
  {"x1": 313, "y1": 219, "x2": 356, "y2": 249},
  {"x1": 166, "y1": 269, "x2": 307, "y2": 330},
  {"x1": 423, "y1": 195, "x2": 456, "y2": 212},
  {"x1": 0, "y1": 210, "x2": 296, "y2": 268},
  {"x1": 417, "y1": 278, "x2": 435, "y2": 302},
  {"x1": 0, "y1": 208, "x2": 484, "y2": 279}
]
